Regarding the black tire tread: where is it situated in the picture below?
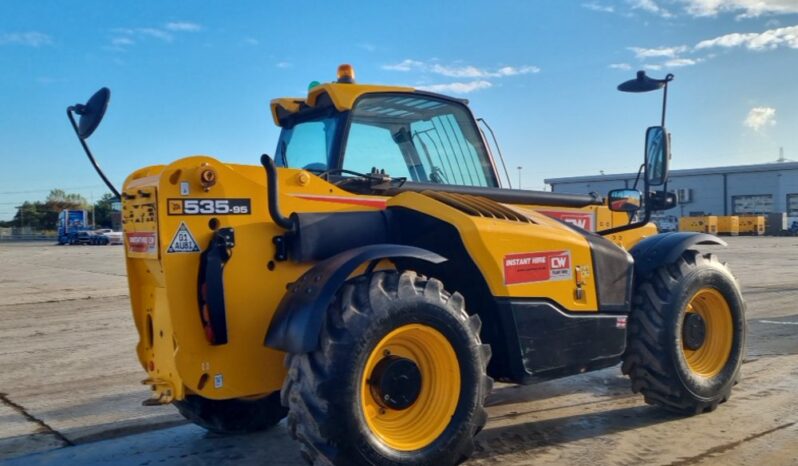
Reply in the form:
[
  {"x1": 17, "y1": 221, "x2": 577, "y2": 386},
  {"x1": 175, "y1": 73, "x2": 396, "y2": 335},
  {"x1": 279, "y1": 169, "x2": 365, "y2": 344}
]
[
  {"x1": 174, "y1": 390, "x2": 287, "y2": 434},
  {"x1": 283, "y1": 270, "x2": 492, "y2": 466},
  {"x1": 622, "y1": 250, "x2": 738, "y2": 415}
]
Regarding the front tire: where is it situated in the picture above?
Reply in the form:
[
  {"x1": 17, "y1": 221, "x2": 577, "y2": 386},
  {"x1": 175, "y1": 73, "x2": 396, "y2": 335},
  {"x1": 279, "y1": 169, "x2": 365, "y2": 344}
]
[
  {"x1": 622, "y1": 250, "x2": 746, "y2": 414},
  {"x1": 283, "y1": 270, "x2": 492, "y2": 466},
  {"x1": 173, "y1": 391, "x2": 287, "y2": 434}
]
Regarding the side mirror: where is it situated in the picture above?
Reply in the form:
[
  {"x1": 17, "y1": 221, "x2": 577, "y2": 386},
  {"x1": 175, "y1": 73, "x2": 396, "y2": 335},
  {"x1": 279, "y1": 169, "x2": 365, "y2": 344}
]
[
  {"x1": 647, "y1": 191, "x2": 677, "y2": 211},
  {"x1": 66, "y1": 87, "x2": 120, "y2": 198},
  {"x1": 608, "y1": 188, "x2": 642, "y2": 213},
  {"x1": 645, "y1": 126, "x2": 669, "y2": 186},
  {"x1": 72, "y1": 88, "x2": 111, "y2": 139}
]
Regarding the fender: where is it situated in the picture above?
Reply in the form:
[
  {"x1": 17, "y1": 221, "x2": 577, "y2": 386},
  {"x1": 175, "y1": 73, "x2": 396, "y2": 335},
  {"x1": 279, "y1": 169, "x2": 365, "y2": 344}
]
[
  {"x1": 264, "y1": 244, "x2": 446, "y2": 354},
  {"x1": 630, "y1": 232, "x2": 726, "y2": 277}
]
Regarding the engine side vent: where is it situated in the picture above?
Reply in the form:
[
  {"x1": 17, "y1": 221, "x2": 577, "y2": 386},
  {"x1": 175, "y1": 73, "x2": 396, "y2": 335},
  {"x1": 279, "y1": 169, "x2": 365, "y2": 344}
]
[{"x1": 422, "y1": 190, "x2": 533, "y2": 223}]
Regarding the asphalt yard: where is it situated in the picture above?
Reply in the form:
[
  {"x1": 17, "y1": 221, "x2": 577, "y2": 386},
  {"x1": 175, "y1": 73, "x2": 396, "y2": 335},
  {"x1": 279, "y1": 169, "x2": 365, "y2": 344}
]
[{"x1": 1, "y1": 238, "x2": 796, "y2": 465}]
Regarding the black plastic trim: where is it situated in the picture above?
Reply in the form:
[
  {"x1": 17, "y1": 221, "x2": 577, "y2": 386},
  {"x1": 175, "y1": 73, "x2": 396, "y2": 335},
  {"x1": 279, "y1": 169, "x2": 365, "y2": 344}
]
[
  {"x1": 370, "y1": 182, "x2": 604, "y2": 208},
  {"x1": 264, "y1": 244, "x2": 446, "y2": 353},
  {"x1": 630, "y1": 232, "x2": 726, "y2": 277},
  {"x1": 197, "y1": 228, "x2": 235, "y2": 345},
  {"x1": 496, "y1": 299, "x2": 628, "y2": 384}
]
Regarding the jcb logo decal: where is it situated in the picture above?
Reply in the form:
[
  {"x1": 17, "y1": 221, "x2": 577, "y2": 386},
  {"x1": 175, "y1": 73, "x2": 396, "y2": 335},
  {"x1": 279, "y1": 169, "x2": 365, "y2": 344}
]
[{"x1": 167, "y1": 198, "x2": 251, "y2": 215}]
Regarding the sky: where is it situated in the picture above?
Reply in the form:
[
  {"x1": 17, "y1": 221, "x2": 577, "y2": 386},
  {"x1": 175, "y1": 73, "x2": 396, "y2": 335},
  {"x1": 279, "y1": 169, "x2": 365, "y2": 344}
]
[{"x1": 1, "y1": 0, "x2": 797, "y2": 220}]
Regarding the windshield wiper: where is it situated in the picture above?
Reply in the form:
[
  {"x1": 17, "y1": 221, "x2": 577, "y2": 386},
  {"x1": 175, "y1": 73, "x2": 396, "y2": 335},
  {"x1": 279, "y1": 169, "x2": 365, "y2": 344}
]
[{"x1": 318, "y1": 167, "x2": 406, "y2": 190}]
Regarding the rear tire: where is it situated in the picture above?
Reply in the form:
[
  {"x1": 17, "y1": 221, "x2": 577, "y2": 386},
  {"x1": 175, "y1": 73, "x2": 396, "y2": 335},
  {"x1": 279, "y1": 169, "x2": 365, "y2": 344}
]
[
  {"x1": 174, "y1": 391, "x2": 287, "y2": 434},
  {"x1": 283, "y1": 270, "x2": 492, "y2": 466},
  {"x1": 622, "y1": 250, "x2": 746, "y2": 414}
]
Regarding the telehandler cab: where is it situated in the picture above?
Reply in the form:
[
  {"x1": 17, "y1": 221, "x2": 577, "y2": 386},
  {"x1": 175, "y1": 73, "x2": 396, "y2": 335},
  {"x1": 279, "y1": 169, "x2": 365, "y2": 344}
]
[{"x1": 68, "y1": 65, "x2": 746, "y2": 466}]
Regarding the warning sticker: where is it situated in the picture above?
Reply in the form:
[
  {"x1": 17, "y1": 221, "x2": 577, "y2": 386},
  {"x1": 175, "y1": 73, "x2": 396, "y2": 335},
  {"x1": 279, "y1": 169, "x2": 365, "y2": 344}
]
[
  {"x1": 167, "y1": 222, "x2": 200, "y2": 253},
  {"x1": 504, "y1": 250, "x2": 572, "y2": 285},
  {"x1": 616, "y1": 316, "x2": 628, "y2": 329},
  {"x1": 539, "y1": 211, "x2": 595, "y2": 231},
  {"x1": 126, "y1": 232, "x2": 157, "y2": 255}
]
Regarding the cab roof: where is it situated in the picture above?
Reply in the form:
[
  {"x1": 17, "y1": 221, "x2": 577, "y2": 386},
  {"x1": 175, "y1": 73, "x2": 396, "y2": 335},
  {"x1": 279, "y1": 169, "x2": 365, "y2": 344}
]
[{"x1": 269, "y1": 82, "x2": 416, "y2": 126}]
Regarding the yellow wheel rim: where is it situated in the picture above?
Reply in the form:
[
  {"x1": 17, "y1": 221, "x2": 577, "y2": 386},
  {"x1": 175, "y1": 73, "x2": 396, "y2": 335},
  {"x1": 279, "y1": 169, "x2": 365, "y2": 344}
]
[
  {"x1": 682, "y1": 288, "x2": 733, "y2": 377},
  {"x1": 360, "y1": 324, "x2": 461, "y2": 451}
]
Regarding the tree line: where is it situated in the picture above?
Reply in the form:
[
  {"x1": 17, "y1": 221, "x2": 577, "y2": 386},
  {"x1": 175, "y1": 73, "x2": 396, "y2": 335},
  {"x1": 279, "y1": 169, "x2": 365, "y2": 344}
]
[{"x1": 0, "y1": 189, "x2": 117, "y2": 230}]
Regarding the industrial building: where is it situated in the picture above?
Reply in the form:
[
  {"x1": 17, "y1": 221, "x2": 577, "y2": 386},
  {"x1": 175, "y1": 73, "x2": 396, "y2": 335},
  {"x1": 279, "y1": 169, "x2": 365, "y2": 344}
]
[{"x1": 545, "y1": 161, "x2": 798, "y2": 222}]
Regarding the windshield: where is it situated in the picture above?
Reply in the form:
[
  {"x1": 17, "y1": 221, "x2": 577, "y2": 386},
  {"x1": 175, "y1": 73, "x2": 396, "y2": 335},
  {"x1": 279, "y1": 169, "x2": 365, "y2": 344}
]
[
  {"x1": 275, "y1": 93, "x2": 497, "y2": 188},
  {"x1": 345, "y1": 95, "x2": 497, "y2": 187}
]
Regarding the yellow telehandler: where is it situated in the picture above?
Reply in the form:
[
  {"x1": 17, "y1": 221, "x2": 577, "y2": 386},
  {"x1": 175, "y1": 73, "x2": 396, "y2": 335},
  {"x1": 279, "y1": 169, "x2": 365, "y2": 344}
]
[{"x1": 67, "y1": 65, "x2": 745, "y2": 465}]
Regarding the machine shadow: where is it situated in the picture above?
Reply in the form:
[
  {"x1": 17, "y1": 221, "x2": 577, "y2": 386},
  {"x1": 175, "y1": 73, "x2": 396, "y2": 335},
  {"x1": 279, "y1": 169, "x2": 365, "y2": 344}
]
[{"x1": 471, "y1": 404, "x2": 680, "y2": 460}]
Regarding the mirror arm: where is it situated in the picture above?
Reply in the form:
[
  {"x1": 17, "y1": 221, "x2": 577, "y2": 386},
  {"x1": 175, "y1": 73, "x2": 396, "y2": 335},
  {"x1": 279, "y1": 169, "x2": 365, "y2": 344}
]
[
  {"x1": 631, "y1": 163, "x2": 645, "y2": 190},
  {"x1": 598, "y1": 161, "x2": 653, "y2": 236},
  {"x1": 67, "y1": 107, "x2": 121, "y2": 199},
  {"x1": 597, "y1": 198, "x2": 652, "y2": 236},
  {"x1": 659, "y1": 74, "x2": 674, "y2": 127}
]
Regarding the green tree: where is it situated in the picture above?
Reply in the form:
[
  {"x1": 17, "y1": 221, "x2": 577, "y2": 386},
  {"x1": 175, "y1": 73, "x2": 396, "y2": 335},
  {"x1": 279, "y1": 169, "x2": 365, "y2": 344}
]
[
  {"x1": 93, "y1": 193, "x2": 117, "y2": 228},
  {"x1": 12, "y1": 201, "x2": 48, "y2": 230},
  {"x1": 7, "y1": 189, "x2": 92, "y2": 230}
]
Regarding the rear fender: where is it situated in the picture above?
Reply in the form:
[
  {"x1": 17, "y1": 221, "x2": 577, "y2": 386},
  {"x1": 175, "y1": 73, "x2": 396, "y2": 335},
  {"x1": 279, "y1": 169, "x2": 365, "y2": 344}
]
[
  {"x1": 264, "y1": 244, "x2": 446, "y2": 354},
  {"x1": 630, "y1": 232, "x2": 726, "y2": 277}
]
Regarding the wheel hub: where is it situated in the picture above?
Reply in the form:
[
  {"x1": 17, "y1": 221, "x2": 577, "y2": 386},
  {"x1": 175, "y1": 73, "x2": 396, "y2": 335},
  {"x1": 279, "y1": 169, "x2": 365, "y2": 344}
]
[
  {"x1": 683, "y1": 312, "x2": 707, "y2": 350},
  {"x1": 369, "y1": 355, "x2": 422, "y2": 410}
]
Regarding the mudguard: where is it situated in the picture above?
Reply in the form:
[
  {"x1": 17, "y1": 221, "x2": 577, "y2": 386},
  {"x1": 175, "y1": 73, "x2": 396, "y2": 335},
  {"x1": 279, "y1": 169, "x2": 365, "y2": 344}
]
[
  {"x1": 630, "y1": 232, "x2": 726, "y2": 276},
  {"x1": 264, "y1": 244, "x2": 446, "y2": 354}
]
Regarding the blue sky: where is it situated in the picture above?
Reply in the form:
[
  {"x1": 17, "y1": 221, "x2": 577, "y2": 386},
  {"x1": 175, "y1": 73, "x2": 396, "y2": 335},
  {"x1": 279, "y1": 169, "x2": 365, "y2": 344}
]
[{"x1": 2, "y1": 0, "x2": 797, "y2": 219}]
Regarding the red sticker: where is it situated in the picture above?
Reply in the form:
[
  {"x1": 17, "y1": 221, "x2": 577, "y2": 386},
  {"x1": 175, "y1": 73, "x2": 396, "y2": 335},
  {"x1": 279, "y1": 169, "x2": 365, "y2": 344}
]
[
  {"x1": 127, "y1": 231, "x2": 157, "y2": 254},
  {"x1": 504, "y1": 250, "x2": 572, "y2": 285},
  {"x1": 539, "y1": 210, "x2": 595, "y2": 231}
]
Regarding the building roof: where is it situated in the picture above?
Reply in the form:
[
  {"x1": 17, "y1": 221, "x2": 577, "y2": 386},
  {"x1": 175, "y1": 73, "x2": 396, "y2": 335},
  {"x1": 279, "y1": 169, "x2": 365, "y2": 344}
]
[{"x1": 545, "y1": 161, "x2": 798, "y2": 185}]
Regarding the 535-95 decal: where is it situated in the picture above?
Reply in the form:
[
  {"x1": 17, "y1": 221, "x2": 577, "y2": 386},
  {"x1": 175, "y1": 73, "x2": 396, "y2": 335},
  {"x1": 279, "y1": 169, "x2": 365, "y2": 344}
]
[{"x1": 168, "y1": 198, "x2": 251, "y2": 215}]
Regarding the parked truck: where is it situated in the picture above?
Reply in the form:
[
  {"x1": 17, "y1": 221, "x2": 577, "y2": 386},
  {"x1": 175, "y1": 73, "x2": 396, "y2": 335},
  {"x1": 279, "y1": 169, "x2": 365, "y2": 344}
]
[{"x1": 57, "y1": 209, "x2": 108, "y2": 245}]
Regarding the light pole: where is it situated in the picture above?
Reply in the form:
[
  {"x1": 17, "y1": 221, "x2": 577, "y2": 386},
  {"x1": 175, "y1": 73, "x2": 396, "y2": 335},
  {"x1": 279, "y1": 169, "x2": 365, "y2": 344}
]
[{"x1": 517, "y1": 166, "x2": 523, "y2": 190}]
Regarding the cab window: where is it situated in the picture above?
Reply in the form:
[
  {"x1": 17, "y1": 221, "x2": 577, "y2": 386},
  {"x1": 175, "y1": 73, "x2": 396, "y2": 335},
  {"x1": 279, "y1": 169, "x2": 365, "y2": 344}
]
[{"x1": 343, "y1": 95, "x2": 497, "y2": 187}]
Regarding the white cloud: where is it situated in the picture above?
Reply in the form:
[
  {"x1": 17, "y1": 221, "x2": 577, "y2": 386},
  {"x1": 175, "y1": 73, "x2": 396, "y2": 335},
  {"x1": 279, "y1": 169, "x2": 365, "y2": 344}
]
[
  {"x1": 629, "y1": 0, "x2": 673, "y2": 17},
  {"x1": 696, "y1": 25, "x2": 798, "y2": 50},
  {"x1": 108, "y1": 22, "x2": 202, "y2": 49},
  {"x1": 664, "y1": 57, "x2": 702, "y2": 67},
  {"x1": 744, "y1": 106, "x2": 777, "y2": 130},
  {"x1": 275, "y1": 61, "x2": 292, "y2": 69},
  {"x1": 112, "y1": 27, "x2": 172, "y2": 42},
  {"x1": 243, "y1": 37, "x2": 259, "y2": 46},
  {"x1": 165, "y1": 21, "x2": 202, "y2": 32},
  {"x1": 358, "y1": 43, "x2": 377, "y2": 52},
  {"x1": 629, "y1": 45, "x2": 689, "y2": 58},
  {"x1": 0, "y1": 31, "x2": 52, "y2": 47},
  {"x1": 609, "y1": 63, "x2": 632, "y2": 70},
  {"x1": 383, "y1": 60, "x2": 539, "y2": 78},
  {"x1": 111, "y1": 37, "x2": 135, "y2": 46},
  {"x1": 682, "y1": 0, "x2": 798, "y2": 18},
  {"x1": 583, "y1": 2, "x2": 615, "y2": 13},
  {"x1": 383, "y1": 59, "x2": 425, "y2": 72},
  {"x1": 385, "y1": 59, "x2": 538, "y2": 94},
  {"x1": 417, "y1": 80, "x2": 493, "y2": 94},
  {"x1": 644, "y1": 63, "x2": 664, "y2": 70}
]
